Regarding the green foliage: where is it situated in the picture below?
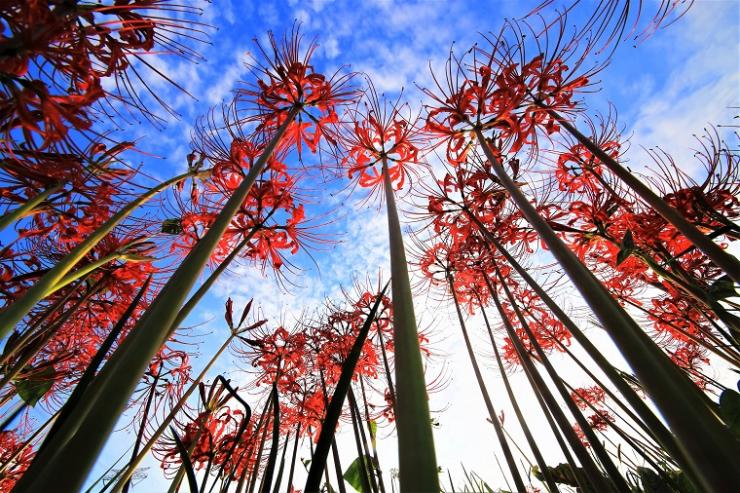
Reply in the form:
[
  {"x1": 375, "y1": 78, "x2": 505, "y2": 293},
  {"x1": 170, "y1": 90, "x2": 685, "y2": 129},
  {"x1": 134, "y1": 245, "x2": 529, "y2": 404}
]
[
  {"x1": 161, "y1": 218, "x2": 183, "y2": 235},
  {"x1": 343, "y1": 455, "x2": 372, "y2": 493},
  {"x1": 15, "y1": 366, "x2": 55, "y2": 406},
  {"x1": 719, "y1": 387, "x2": 740, "y2": 438}
]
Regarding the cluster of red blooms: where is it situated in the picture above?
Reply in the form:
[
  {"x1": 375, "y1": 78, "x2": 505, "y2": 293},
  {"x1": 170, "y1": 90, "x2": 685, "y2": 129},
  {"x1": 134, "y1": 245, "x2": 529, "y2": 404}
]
[
  {"x1": 172, "y1": 140, "x2": 306, "y2": 270},
  {"x1": 423, "y1": 49, "x2": 589, "y2": 167},
  {"x1": 341, "y1": 100, "x2": 422, "y2": 191},
  {"x1": 244, "y1": 289, "x2": 398, "y2": 436},
  {"x1": 570, "y1": 386, "x2": 615, "y2": 447},
  {"x1": 548, "y1": 136, "x2": 738, "y2": 388},
  {"x1": 0, "y1": 430, "x2": 34, "y2": 491},
  {"x1": 0, "y1": 1, "x2": 200, "y2": 149},
  {"x1": 158, "y1": 287, "x2": 418, "y2": 484},
  {"x1": 419, "y1": 158, "x2": 571, "y2": 365}
]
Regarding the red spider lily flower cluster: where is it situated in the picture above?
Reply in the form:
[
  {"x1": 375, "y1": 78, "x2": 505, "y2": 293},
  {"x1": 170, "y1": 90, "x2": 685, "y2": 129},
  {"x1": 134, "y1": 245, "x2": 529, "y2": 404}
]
[
  {"x1": 235, "y1": 286, "x2": 417, "y2": 439},
  {"x1": 337, "y1": 87, "x2": 425, "y2": 192},
  {"x1": 422, "y1": 46, "x2": 590, "y2": 163},
  {"x1": 555, "y1": 141, "x2": 620, "y2": 193},
  {"x1": 238, "y1": 27, "x2": 356, "y2": 156},
  {"x1": 570, "y1": 386, "x2": 615, "y2": 447},
  {"x1": 0, "y1": 429, "x2": 34, "y2": 491},
  {"x1": 171, "y1": 138, "x2": 307, "y2": 270},
  {"x1": 0, "y1": 0, "x2": 202, "y2": 149},
  {"x1": 158, "y1": 406, "x2": 247, "y2": 474}
]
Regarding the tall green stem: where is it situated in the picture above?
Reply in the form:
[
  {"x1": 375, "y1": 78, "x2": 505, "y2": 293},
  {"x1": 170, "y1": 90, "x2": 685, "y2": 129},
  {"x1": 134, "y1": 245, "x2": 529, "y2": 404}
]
[
  {"x1": 544, "y1": 108, "x2": 740, "y2": 282},
  {"x1": 473, "y1": 127, "x2": 740, "y2": 493},
  {"x1": 381, "y1": 158, "x2": 439, "y2": 492},
  {"x1": 305, "y1": 286, "x2": 388, "y2": 493},
  {"x1": 20, "y1": 108, "x2": 298, "y2": 493},
  {"x1": 447, "y1": 274, "x2": 526, "y2": 493}
]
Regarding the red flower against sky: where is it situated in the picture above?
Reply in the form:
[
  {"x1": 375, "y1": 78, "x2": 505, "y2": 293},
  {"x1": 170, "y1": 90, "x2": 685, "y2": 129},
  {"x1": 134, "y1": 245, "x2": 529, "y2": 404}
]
[
  {"x1": 338, "y1": 85, "x2": 425, "y2": 192},
  {"x1": 0, "y1": 1, "x2": 203, "y2": 149}
]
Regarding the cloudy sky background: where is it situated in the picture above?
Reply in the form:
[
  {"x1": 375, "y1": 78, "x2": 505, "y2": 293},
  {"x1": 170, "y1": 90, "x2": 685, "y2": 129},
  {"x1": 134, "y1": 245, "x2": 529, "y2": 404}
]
[{"x1": 80, "y1": 1, "x2": 739, "y2": 491}]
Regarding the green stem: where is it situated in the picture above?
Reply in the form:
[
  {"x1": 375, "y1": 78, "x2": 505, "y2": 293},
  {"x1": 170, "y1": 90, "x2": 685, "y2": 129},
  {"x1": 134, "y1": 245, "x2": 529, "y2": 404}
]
[
  {"x1": 545, "y1": 107, "x2": 740, "y2": 283},
  {"x1": 0, "y1": 184, "x2": 61, "y2": 232},
  {"x1": 447, "y1": 274, "x2": 526, "y2": 493},
  {"x1": 305, "y1": 285, "x2": 388, "y2": 493},
  {"x1": 473, "y1": 127, "x2": 740, "y2": 493},
  {"x1": 381, "y1": 157, "x2": 439, "y2": 493},
  {"x1": 0, "y1": 169, "x2": 203, "y2": 338}
]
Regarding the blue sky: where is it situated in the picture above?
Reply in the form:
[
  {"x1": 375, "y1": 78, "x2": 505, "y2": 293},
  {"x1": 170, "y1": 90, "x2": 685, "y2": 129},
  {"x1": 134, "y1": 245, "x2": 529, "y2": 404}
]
[{"x1": 73, "y1": 0, "x2": 740, "y2": 491}]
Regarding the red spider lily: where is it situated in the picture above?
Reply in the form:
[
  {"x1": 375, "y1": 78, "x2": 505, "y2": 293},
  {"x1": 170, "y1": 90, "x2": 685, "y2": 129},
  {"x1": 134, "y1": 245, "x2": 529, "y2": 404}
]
[
  {"x1": 280, "y1": 390, "x2": 326, "y2": 441},
  {"x1": 159, "y1": 406, "x2": 244, "y2": 474},
  {"x1": 422, "y1": 35, "x2": 592, "y2": 166},
  {"x1": 0, "y1": 429, "x2": 34, "y2": 492},
  {"x1": 0, "y1": 1, "x2": 204, "y2": 149},
  {"x1": 209, "y1": 411, "x2": 263, "y2": 480},
  {"x1": 176, "y1": 109, "x2": 311, "y2": 271},
  {"x1": 237, "y1": 26, "x2": 356, "y2": 157},
  {"x1": 247, "y1": 326, "x2": 309, "y2": 394},
  {"x1": 570, "y1": 386, "x2": 607, "y2": 410},
  {"x1": 481, "y1": 274, "x2": 572, "y2": 367},
  {"x1": 667, "y1": 343, "x2": 710, "y2": 390},
  {"x1": 555, "y1": 141, "x2": 620, "y2": 193},
  {"x1": 338, "y1": 84, "x2": 426, "y2": 192}
]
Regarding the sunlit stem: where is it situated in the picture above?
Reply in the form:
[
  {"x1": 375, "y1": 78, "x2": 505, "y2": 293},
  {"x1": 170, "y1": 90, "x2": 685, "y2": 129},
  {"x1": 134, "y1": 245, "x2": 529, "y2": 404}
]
[
  {"x1": 359, "y1": 377, "x2": 387, "y2": 493},
  {"x1": 494, "y1": 265, "x2": 630, "y2": 492},
  {"x1": 43, "y1": 252, "x2": 134, "y2": 298},
  {"x1": 21, "y1": 106, "x2": 299, "y2": 493},
  {"x1": 544, "y1": 107, "x2": 740, "y2": 283},
  {"x1": 0, "y1": 168, "x2": 206, "y2": 339},
  {"x1": 0, "y1": 184, "x2": 61, "y2": 232},
  {"x1": 473, "y1": 126, "x2": 740, "y2": 493},
  {"x1": 474, "y1": 291, "x2": 561, "y2": 493},
  {"x1": 486, "y1": 275, "x2": 611, "y2": 493},
  {"x1": 447, "y1": 273, "x2": 527, "y2": 493},
  {"x1": 380, "y1": 157, "x2": 440, "y2": 493}
]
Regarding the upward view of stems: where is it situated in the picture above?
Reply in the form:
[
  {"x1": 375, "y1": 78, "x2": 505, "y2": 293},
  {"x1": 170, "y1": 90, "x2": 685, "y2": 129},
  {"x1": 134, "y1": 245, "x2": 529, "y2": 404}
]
[{"x1": 0, "y1": 2, "x2": 737, "y2": 493}]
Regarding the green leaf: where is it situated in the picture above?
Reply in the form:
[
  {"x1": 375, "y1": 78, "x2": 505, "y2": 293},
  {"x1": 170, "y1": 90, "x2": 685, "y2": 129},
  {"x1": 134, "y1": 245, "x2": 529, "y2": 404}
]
[
  {"x1": 343, "y1": 456, "x2": 372, "y2": 493},
  {"x1": 161, "y1": 218, "x2": 183, "y2": 235},
  {"x1": 170, "y1": 426, "x2": 198, "y2": 493},
  {"x1": 637, "y1": 467, "x2": 671, "y2": 493},
  {"x1": 719, "y1": 388, "x2": 740, "y2": 437},
  {"x1": 368, "y1": 419, "x2": 377, "y2": 449},
  {"x1": 616, "y1": 230, "x2": 635, "y2": 266},
  {"x1": 15, "y1": 366, "x2": 55, "y2": 406},
  {"x1": 708, "y1": 276, "x2": 738, "y2": 300}
]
